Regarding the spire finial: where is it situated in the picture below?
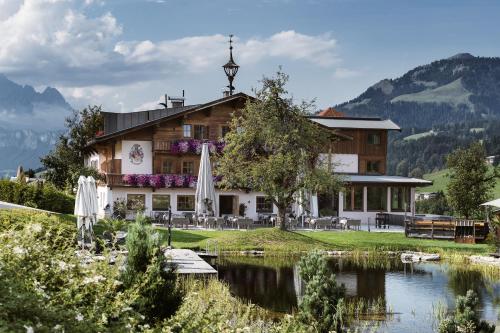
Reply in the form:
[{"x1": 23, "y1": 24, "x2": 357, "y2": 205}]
[{"x1": 222, "y1": 34, "x2": 239, "y2": 96}]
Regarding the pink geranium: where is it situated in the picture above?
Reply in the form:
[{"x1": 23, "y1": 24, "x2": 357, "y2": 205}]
[
  {"x1": 174, "y1": 174, "x2": 185, "y2": 187},
  {"x1": 149, "y1": 174, "x2": 164, "y2": 189},
  {"x1": 136, "y1": 174, "x2": 150, "y2": 187},
  {"x1": 123, "y1": 174, "x2": 138, "y2": 186},
  {"x1": 164, "y1": 174, "x2": 174, "y2": 188}
]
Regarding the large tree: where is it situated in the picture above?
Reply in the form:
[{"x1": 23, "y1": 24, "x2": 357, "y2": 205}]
[
  {"x1": 446, "y1": 142, "x2": 499, "y2": 219},
  {"x1": 41, "y1": 106, "x2": 103, "y2": 191},
  {"x1": 216, "y1": 71, "x2": 342, "y2": 230}
]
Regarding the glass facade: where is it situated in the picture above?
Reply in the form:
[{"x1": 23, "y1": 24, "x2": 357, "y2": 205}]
[
  {"x1": 177, "y1": 195, "x2": 195, "y2": 211},
  {"x1": 391, "y1": 187, "x2": 410, "y2": 211},
  {"x1": 367, "y1": 186, "x2": 387, "y2": 211},
  {"x1": 152, "y1": 194, "x2": 170, "y2": 211},
  {"x1": 344, "y1": 186, "x2": 363, "y2": 211}
]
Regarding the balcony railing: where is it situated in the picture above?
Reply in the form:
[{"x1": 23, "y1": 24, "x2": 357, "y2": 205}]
[
  {"x1": 104, "y1": 173, "x2": 222, "y2": 188},
  {"x1": 154, "y1": 140, "x2": 172, "y2": 151}
]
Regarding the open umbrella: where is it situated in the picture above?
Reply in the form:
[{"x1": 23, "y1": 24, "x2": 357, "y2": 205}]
[{"x1": 195, "y1": 143, "x2": 217, "y2": 217}]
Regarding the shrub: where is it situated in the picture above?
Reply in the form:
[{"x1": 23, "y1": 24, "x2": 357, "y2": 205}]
[
  {"x1": 297, "y1": 250, "x2": 347, "y2": 333},
  {"x1": 123, "y1": 216, "x2": 182, "y2": 322},
  {"x1": 0, "y1": 180, "x2": 74, "y2": 214},
  {"x1": 438, "y1": 290, "x2": 495, "y2": 333}
]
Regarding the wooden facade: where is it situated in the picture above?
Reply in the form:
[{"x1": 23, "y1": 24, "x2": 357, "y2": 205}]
[
  {"x1": 90, "y1": 94, "x2": 392, "y2": 187},
  {"x1": 331, "y1": 129, "x2": 388, "y2": 174}
]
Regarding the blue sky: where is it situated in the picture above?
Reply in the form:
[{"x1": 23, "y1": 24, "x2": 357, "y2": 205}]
[{"x1": 0, "y1": 0, "x2": 499, "y2": 113}]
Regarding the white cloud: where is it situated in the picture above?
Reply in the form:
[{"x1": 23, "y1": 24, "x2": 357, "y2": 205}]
[
  {"x1": 0, "y1": 1, "x2": 343, "y2": 113},
  {"x1": 333, "y1": 68, "x2": 362, "y2": 79}
]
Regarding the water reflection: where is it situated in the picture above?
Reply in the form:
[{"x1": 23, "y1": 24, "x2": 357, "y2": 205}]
[{"x1": 216, "y1": 256, "x2": 500, "y2": 333}]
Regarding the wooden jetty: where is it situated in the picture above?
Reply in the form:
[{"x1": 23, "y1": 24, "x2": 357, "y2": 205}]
[{"x1": 165, "y1": 249, "x2": 217, "y2": 274}]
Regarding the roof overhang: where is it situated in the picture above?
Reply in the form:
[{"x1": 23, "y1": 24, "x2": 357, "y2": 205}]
[
  {"x1": 308, "y1": 116, "x2": 401, "y2": 131},
  {"x1": 88, "y1": 92, "x2": 253, "y2": 146},
  {"x1": 342, "y1": 175, "x2": 432, "y2": 187}
]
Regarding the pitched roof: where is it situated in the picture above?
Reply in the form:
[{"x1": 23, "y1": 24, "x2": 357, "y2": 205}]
[
  {"x1": 308, "y1": 116, "x2": 401, "y2": 131},
  {"x1": 91, "y1": 92, "x2": 252, "y2": 144},
  {"x1": 318, "y1": 107, "x2": 345, "y2": 117}
]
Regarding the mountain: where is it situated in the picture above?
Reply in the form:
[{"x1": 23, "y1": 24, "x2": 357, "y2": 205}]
[
  {"x1": 336, "y1": 53, "x2": 500, "y2": 128},
  {"x1": 0, "y1": 75, "x2": 71, "y2": 176}
]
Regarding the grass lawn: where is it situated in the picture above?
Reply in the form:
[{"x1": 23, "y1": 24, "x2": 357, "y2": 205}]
[
  {"x1": 159, "y1": 228, "x2": 493, "y2": 255},
  {"x1": 418, "y1": 167, "x2": 500, "y2": 197}
]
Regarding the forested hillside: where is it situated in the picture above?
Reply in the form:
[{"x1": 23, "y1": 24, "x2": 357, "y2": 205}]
[
  {"x1": 336, "y1": 54, "x2": 500, "y2": 129},
  {"x1": 387, "y1": 120, "x2": 500, "y2": 177}
]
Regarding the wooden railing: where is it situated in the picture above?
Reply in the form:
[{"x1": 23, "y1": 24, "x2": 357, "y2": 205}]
[
  {"x1": 105, "y1": 173, "x2": 125, "y2": 187},
  {"x1": 101, "y1": 159, "x2": 122, "y2": 173},
  {"x1": 154, "y1": 140, "x2": 172, "y2": 151}
]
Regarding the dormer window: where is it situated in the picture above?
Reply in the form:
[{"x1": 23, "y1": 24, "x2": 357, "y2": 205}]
[{"x1": 367, "y1": 133, "x2": 381, "y2": 145}]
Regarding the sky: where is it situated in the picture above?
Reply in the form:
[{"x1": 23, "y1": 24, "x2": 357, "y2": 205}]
[{"x1": 0, "y1": 0, "x2": 499, "y2": 113}]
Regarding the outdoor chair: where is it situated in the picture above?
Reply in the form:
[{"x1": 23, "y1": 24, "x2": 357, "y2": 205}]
[
  {"x1": 204, "y1": 217, "x2": 217, "y2": 229},
  {"x1": 311, "y1": 217, "x2": 333, "y2": 230},
  {"x1": 236, "y1": 217, "x2": 253, "y2": 229},
  {"x1": 345, "y1": 219, "x2": 361, "y2": 231},
  {"x1": 171, "y1": 216, "x2": 190, "y2": 228}
]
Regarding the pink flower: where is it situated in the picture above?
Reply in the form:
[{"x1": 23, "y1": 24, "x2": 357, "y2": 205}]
[
  {"x1": 164, "y1": 174, "x2": 174, "y2": 188},
  {"x1": 178, "y1": 141, "x2": 189, "y2": 153},
  {"x1": 174, "y1": 175, "x2": 185, "y2": 187},
  {"x1": 123, "y1": 174, "x2": 138, "y2": 186},
  {"x1": 137, "y1": 174, "x2": 150, "y2": 187},
  {"x1": 149, "y1": 174, "x2": 164, "y2": 189}
]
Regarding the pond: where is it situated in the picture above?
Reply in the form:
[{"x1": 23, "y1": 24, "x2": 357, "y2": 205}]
[{"x1": 214, "y1": 256, "x2": 500, "y2": 333}]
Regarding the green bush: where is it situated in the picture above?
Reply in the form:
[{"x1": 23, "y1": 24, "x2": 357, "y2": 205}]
[
  {"x1": 0, "y1": 180, "x2": 74, "y2": 214},
  {"x1": 438, "y1": 290, "x2": 495, "y2": 333},
  {"x1": 297, "y1": 250, "x2": 347, "y2": 333},
  {"x1": 123, "y1": 216, "x2": 182, "y2": 322}
]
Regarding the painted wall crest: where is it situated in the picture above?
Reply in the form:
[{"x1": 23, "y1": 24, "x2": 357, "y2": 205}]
[{"x1": 129, "y1": 144, "x2": 144, "y2": 165}]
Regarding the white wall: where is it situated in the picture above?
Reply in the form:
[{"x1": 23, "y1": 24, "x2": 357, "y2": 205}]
[
  {"x1": 328, "y1": 154, "x2": 359, "y2": 173},
  {"x1": 121, "y1": 140, "x2": 152, "y2": 174},
  {"x1": 98, "y1": 186, "x2": 278, "y2": 221}
]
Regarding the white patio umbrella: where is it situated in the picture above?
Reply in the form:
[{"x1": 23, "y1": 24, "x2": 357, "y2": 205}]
[
  {"x1": 294, "y1": 189, "x2": 307, "y2": 227},
  {"x1": 310, "y1": 194, "x2": 319, "y2": 218},
  {"x1": 74, "y1": 176, "x2": 97, "y2": 249},
  {"x1": 195, "y1": 143, "x2": 217, "y2": 217}
]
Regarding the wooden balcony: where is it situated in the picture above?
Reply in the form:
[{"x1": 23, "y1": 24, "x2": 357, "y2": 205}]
[
  {"x1": 105, "y1": 173, "x2": 126, "y2": 187},
  {"x1": 154, "y1": 140, "x2": 172, "y2": 151},
  {"x1": 101, "y1": 159, "x2": 122, "y2": 173}
]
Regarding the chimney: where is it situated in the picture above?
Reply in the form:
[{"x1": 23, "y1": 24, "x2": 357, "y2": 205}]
[
  {"x1": 223, "y1": 90, "x2": 230, "y2": 97},
  {"x1": 168, "y1": 91, "x2": 185, "y2": 108}
]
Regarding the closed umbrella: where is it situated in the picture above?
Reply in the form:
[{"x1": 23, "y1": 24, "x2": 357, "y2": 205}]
[
  {"x1": 195, "y1": 143, "x2": 217, "y2": 217},
  {"x1": 74, "y1": 176, "x2": 97, "y2": 249},
  {"x1": 87, "y1": 176, "x2": 98, "y2": 228},
  {"x1": 310, "y1": 194, "x2": 319, "y2": 218}
]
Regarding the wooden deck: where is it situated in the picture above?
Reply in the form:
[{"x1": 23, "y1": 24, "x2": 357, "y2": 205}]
[{"x1": 164, "y1": 249, "x2": 217, "y2": 274}]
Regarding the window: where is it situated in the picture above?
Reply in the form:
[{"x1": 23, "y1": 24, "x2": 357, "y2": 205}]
[
  {"x1": 367, "y1": 133, "x2": 381, "y2": 145},
  {"x1": 344, "y1": 186, "x2": 363, "y2": 211},
  {"x1": 90, "y1": 160, "x2": 98, "y2": 170},
  {"x1": 127, "y1": 194, "x2": 146, "y2": 211},
  {"x1": 194, "y1": 125, "x2": 209, "y2": 140},
  {"x1": 367, "y1": 161, "x2": 380, "y2": 173},
  {"x1": 177, "y1": 195, "x2": 195, "y2": 211},
  {"x1": 162, "y1": 160, "x2": 173, "y2": 174},
  {"x1": 182, "y1": 161, "x2": 194, "y2": 174},
  {"x1": 221, "y1": 126, "x2": 230, "y2": 138},
  {"x1": 367, "y1": 186, "x2": 387, "y2": 211},
  {"x1": 256, "y1": 196, "x2": 273, "y2": 213},
  {"x1": 183, "y1": 124, "x2": 192, "y2": 138},
  {"x1": 152, "y1": 194, "x2": 170, "y2": 211},
  {"x1": 391, "y1": 187, "x2": 410, "y2": 211}
]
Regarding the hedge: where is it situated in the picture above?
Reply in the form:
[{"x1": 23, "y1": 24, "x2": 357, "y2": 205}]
[{"x1": 0, "y1": 180, "x2": 74, "y2": 214}]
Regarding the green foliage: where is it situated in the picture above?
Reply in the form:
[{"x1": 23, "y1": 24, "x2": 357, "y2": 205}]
[
  {"x1": 297, "y1": 250, "x2": 346, "y2": 333},
  {"x1": 41, "y1": 106, "x2": 103, "y2": 191},
  {"x1": 123, "y1": 216, "x2": 182, "y2": 322},
  {"x1": 446, "y1": 142, "x2": 498, "y2": 218},
  {"x1": 416, "y1": 191, "x2": 453, "y2": 215},
  {"x1": 438, "y1": 290, "x2": 495, "y2": 333},
  {"x1": 0, "y1": 180, "x2": 74, "y2": 213},
  {"x1": 216, "y1": 71, "x2": 342, "y2": 230},
  {"x1": 166, "y1": 278, "x2": 305, "y2": 333}
]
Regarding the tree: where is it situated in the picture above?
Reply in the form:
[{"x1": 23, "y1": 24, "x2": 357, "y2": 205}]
[
  {"x1": 216, "y1": 71, "x2": 342, "y2": 230},
  {"x1": 41, "y1": 106, "x2": 103, "y2": 191},
  {"x1": 416, "y1": 191, "x2": 452, "y2": 215},
  {"x1": 438, "y1": 290, "x2": 495, "y2": 333},
  {"x1": 396, "y1": 160, "x2": 409, "y2": 176},
  {"x1": 297, "y1": 250, "x2": 346, "y2": 332},
  {"x1": 446, "y1": 142, "x2": 498, "y2": 219},
  {"x1": 409, "y1": 167, "x2": 424, "y2": 178}
]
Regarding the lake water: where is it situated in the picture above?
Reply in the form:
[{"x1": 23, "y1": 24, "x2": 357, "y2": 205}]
[{"x1": 215, "y1": 256, "x2": 500, "y2": 333}]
